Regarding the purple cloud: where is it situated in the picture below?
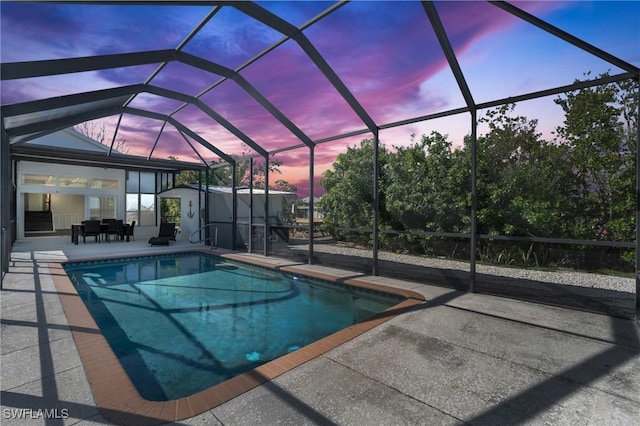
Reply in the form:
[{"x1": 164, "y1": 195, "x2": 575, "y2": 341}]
[
  {"x1": 0, "y1": 3, "x2": 85, "y2": 61},
  {"x1": 183, "y1": 5, "x2": 282, "y2": 70},
  {"x1": 257, "y1": 1, "x2": 336, "y2": 28},
  {"x1": 149, "y1": 62, "x2": 222, "y2": 97},
  {"x1": 199, "y1": 76, "x2": 318, "y2": 152},
  {"x1": 239, "y1": 40, "x2": 366, "y2": 139},
  {"x1": 127, "y1": 93, "x2": 186, "y2": 117},
  {"x1": 1, "y1": 70, "x2": 128, "y2": 104},
  {"x1": 1, "y1": 3, "x2": 211, "y2": 61}
]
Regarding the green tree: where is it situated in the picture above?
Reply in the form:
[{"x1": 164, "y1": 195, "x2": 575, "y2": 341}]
[
  {"x1": 174, "y1": 168, "x2": 201, "y2": 187},
  {"x1": 173, "y1": 157, "x2": 291, "y2": 191},
  {"x1": 474, "y1": 104, "x2": 574, "y2": 238},
  {"x1": 272, "y1": 179, "x2": 298, "y2": 223},
  {"x1": 320, "y1": 139, "x2": 390, "y2": 244},
  {"x1": 160, "y1": 198, "x2": 181, "y2": 223},
  {"x1": 381, "y1": 131, "x2": 469, "y2": 255},
  {"x1": 610, "y1": 78, "x2": 639, "y2": 241},
  {"x1": 554, "y1": 74, "x2": 638, "y2": 241},
  {"x1": 386, "y1": 131, "x2": 468, "y2": 233},
  {"x1": 173, "y1": 160, "x2": 239, "y2": 187}
]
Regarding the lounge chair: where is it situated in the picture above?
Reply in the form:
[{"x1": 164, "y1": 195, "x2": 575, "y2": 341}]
[
  {"x1": 148, "y1": 222, "x2": 176, "y2": 246},
  {"x1": 81, "y1": 220, "x2": 101, "y2": 243}
]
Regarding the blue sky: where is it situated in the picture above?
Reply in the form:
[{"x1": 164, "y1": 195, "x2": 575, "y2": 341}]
[{"x1": 1, "y1": 1, "x2": 639, "y2": 196}]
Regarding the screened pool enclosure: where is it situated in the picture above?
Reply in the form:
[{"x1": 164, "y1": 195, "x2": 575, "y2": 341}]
[{"x1": 1, "y1": 1, "x2": 639, "y2": 318}]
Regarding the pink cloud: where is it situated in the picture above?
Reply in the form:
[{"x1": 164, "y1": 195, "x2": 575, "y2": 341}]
[
  {"x1": 239, "y1": 41, "x2": 365, "y2": 139},
  {"x1": 199, "y1": 79, "x2": 307, "y2": 152},
  {"x1": 150, "y1": 62, "x2": 222, "y2": 97}
]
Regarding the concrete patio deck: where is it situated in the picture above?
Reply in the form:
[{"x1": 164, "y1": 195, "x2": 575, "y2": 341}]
[{"x1": 1, "y1": 235, "x2": 639, "y2": 425}]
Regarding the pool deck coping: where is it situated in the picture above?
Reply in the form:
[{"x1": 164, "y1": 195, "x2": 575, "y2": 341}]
[{"x1": 52, "y1": 248, "x2": 424, "y2": 425}]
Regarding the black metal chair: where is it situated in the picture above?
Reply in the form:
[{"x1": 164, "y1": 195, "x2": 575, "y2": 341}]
[
  {"x1": 126, "y1": 220, "x2": 136, "y2": 241},
  {"x1": 101, "y1": 218, "x2": 115, "y2": 241},
  {"x1": 105, "y1": 219, "x2": 124, "y2": 242},
  {"x1": 81, "y1": 220, "x2": 101, "y2": 243}
]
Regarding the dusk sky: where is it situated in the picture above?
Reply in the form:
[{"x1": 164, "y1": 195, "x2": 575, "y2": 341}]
[{"x1": 2, "y1": 1, "x2": 639, "y2": 197}]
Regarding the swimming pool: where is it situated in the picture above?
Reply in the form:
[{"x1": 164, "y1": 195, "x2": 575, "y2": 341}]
[{"x1": 63, "y1": 252, "x2": 404, "y2": 401}]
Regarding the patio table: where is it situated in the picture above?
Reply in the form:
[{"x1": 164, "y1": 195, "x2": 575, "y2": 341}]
[{"x1": 71, "y1": 223, "x2": 131, "y2": 244}]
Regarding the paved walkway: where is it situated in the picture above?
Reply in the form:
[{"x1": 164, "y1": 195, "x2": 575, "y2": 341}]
[{"x1": 1, "y1": 237, "x2": 639, "y2": 425}]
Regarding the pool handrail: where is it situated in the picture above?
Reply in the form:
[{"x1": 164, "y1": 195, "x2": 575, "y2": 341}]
[{"x1": 190, "y1": 223, "x2": 218, "y2": 249}]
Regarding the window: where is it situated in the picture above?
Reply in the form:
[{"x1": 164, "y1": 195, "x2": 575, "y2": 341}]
[
  {"x1": 126, "y1": 171, "x2": 157, "y2": 226},
  {"x1": 89, "y1": 195, "x2": 116, "y2": 220},
  {"x1": 91, "y1": 178, "x2": 119, "y2": 189},
  {"x1": 22, "y1": 174, "x2": 55, "y2": 186},
  {"x1": 140, "y1": 172, "x2": 155, "y2": 193},
  {"x1": 158, "y1": 172, "x2": 174, "y2": 192},
  {"x1": 126, "y1": 171, "x2": 140, "y2": 192},
  {"x1": 126, "y1": 193, "x2": 139, "y2": 225},
  {"x1": 127, "y1": 193, "x2": 155, "y2": 226},
  {"x1": 59, "y1": 176, "x2": 88, "y2": 188},
  {"x1": 140, "y1": 193, "x2": 155, "y2": 226}
]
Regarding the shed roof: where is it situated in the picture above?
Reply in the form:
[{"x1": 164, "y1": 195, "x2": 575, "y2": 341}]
[{"x1": 166, "y1": 183, "x2": 293, "y2": 196}]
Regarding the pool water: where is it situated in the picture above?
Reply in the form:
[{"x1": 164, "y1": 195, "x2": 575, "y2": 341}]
[{"x1": 64, "y1": 253, "x2": 402, "y2": 400}]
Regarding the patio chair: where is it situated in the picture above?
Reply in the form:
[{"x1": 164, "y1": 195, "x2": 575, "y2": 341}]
[
  {"x1": 125, "y1": 220, "x2": 136, "y2": 241},
  {"x1": 100, "y1": 219, "x2": 115, "y2": 241},
  {"x1": 81, "y1": 220, "x2": 101, "y2": 243},
  {"x1": 148, "y1": 222, "x2": 176, "y2": 246},
  {"x1": 105, "y1": 219, "x2": 124, "y2": 242}
]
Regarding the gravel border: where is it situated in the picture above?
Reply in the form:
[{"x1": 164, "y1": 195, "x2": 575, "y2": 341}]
[{"x1": 288, "y1": 242, "x2": 635, "y2": 294}]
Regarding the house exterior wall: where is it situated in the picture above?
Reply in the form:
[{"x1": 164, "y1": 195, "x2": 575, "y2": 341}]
[
  {"x1": 14, "y1": 129, "x2": 128, "y2": 239},
  {"x1": 16, "y1": 161, "x2": 125, "y2": 238},
  {"x1": 295, "y1": 205, "x2": 324, "y2": 222}
]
